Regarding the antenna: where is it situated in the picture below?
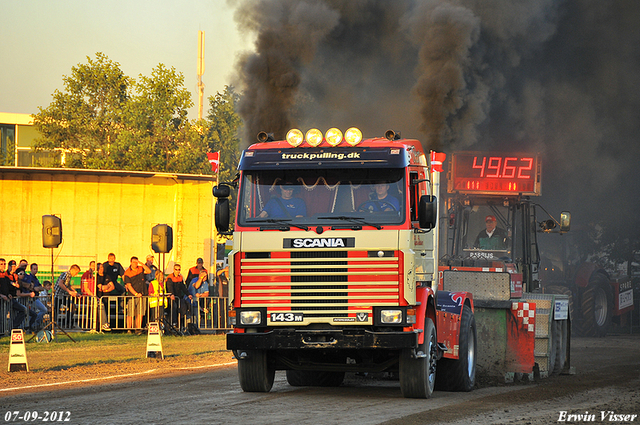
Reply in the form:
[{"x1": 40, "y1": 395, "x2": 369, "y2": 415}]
[{"x1": 197, "y1": 30, "x2": 205, "y2": 120}]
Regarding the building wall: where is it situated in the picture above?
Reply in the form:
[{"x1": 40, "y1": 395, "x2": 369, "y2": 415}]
[{"x1": 0, "y1": 168, "x2": 216, "y2": 274}]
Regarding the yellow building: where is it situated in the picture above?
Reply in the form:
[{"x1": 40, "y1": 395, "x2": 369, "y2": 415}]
[{"x1": 0, "y1": 166, "x2": 217, "y2": 275}]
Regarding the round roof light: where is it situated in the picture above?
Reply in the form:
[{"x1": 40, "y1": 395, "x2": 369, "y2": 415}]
[
  {"x1": 305, "y1": 128, "x2": 323, "y2": 147},
  {"x1": 345, "y1": 127, "x2": 363, "y2": 146},
  {"x1": 286, "y1": 129, "x2": 304, "y2": 147},
  {"x1": 325, "y1": 128, "x2": 343, "y2": 146}
]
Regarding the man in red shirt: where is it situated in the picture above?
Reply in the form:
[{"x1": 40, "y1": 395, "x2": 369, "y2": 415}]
[
  {"x1": 80, "y1": 261, "x2": 96, "y2": 297},
  {"x1": 123, "y1": 257, "x2": 151, "y2": 332}
]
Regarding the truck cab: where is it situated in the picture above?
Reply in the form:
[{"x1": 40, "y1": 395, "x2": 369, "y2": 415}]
[{"x1": 214, "y1": 128, "x2": 474, "y2": 398}]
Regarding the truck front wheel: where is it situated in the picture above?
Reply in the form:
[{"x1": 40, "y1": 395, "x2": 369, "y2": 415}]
[
  {"x1": 237, "y1": 350, "x2": 275, "y2": 392},
  {"x1": 399, "y1": 317, "x2": 437, "y2": 399},
  {"x1": 436, "y1": 304, "x2": 476, "y2": 391}
]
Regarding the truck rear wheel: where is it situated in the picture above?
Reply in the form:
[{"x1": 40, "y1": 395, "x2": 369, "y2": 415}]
[
  {"x1": 436, "y1": 304, "x2": 476, "y2": 391},
  {"x1": 286, "y1": 370, "x2": 345, "y2": 387},
  {"x1": 237, "y1": 350, "x2": 275, "y2": 392},
  {"x1": 399, "y1": 317, "x2": 437, "y2": 399},
  {"x1": 580, "y1": 273, "x2": 613, "y2": 337}
]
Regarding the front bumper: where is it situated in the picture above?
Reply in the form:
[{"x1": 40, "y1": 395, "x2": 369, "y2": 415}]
[{"x1": 227, "y1": 328, "x2": 419, "y2": 351}]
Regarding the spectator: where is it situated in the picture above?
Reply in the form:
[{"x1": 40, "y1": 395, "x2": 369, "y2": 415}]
[
  {"x1": 96, "y1": 262, "x2": 120, "y2": 332},
  {"x1": 123, "y1": 256, "x2": 151, "y2": 332},
  {"x1": 104, "y1": 253, "x2": 125, "y2": 288},
  {"x1": 144, "y1": 255, "x2": 158, "y2": 284},
  {"x1": 80, "y1": 261, "x2": 96, "y2": 297},
  {"x1": 148, "y1": 270, "x2": 167, "y2": 323},
  {"x1": 16, "y1": 267, "x2": 43, "y2": 331},
  {"x1": 7, "y1": 260, "x2": 17, "y2": 280},
  {"x1": 188, "y1": 270, "x2": 209, "y2": 327},
  {"x1": 18, "y1": 259, "x2": 28, "y2": 270},
  {"x1": 0, "y1": 259, "x2": 28, "y2": 330},
  {"x1": 216, "y1": 266, "x2": 229, "y2": 298},
  {"x1": 165, "y1": 264, "x2": 192, "y2": 327},
  {"x1": 54, "y1": 265, "x2": 80, "y2": 327},
  {"x1": 186, "y1": 258, "x2": 208, "y2": 290}
]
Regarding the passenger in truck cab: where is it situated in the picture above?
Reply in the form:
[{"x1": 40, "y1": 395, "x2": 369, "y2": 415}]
[
  {"x1": 474, "y1": 215, "x2": 508, "y2": 250},
  {"x1": 358, "y1": 182, "x2": 400, "y2": 213},
  {"x1": 258, "y1": 181, "x2": 307, "y2": 218}
]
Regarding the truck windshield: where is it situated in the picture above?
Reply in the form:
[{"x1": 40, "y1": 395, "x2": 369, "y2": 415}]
[{"x1": 238, "y1": 168, "x2": 406, "y2": 227}]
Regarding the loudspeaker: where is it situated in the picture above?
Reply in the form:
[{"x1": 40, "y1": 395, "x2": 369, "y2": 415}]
[
  {"x1": 152, "y1": 224, "x2": 173, "y2": 253},
  {"x1": 42, "y1": 215, "x2": 62, "y2": 248}
]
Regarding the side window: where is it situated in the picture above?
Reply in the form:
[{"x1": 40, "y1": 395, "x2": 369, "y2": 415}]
[{"x1": 410, "y1": 171, "x2": 419, "y2": 222}]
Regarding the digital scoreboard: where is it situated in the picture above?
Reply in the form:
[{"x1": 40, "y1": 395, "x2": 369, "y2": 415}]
[{"x1": 448, "y1": 152, "x2": 541, "y2": 195}]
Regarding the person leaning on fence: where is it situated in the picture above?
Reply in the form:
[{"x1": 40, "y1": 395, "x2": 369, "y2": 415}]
[
  {"x1": 0, "y1": 259, "x2": 28, "y2": 330},
  {"x1": 16, "y1": 267, "x2": 42, "y2": 332},
  {"x1": 123, "y1": 256, "x2": 151, "y2": 332},
  {"x1": 148, "y1": 270, "x2": 168, "y2": 323},
  {"x1": 165, "y1": 264, "x2": 192, "y2": 327},
  {"x1": 54, "y1": 264, "x2": 81, "y2": 328},
  {"x1": 188, "y1": 269, "x2": 209, "y2": 327}
]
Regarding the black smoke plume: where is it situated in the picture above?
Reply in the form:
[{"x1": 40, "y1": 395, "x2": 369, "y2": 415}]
[{"x1": 233, "y1": 0, "x2": 640, "y2": 244}]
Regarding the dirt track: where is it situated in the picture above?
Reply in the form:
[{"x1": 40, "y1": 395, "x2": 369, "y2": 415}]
[{"x1": 1, "y1": 334, "x2": 639, "y2": 424}]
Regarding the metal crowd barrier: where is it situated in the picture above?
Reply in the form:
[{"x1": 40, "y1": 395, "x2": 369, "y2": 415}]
[{"x1": 1, "y1": 295, "x2": 230, "y2": 336}]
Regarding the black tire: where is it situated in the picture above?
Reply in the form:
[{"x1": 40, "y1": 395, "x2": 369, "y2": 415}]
[
  {"x1": 552, "y1": 319, "x2": 568, "y2": 374},
  {"x1": 399, "y1": 317, "x2": 437, "y2": 398},
  {"x1": 580, "y1": 273, "x2": 613, "y2": 337},
  {"x1": 436, "y1": 305, "x2": 476, "y2": 391},
  {"x1": 237, "y1": 350, "x2": 275, "y2": 392},
  {"x1": 286, "y1": 370, "x2": 345, "y2": 387}
]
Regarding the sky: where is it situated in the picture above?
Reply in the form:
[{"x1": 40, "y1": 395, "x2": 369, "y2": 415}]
[{"x1": 0, "y1": 0, "x2": 252, "y2": 118}]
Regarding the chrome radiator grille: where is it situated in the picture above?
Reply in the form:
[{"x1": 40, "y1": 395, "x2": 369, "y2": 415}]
[{"x1": 239, "y1": 251, "x2": 401, "y2": 322}]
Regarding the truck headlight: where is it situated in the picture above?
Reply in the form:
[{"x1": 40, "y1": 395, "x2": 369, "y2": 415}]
[
  {"x1": 240, "y1": 311, "x2": 262, "y2": 326},
  {"x1": 380, "y1": 309, "x2": 403, "y2": 324}
]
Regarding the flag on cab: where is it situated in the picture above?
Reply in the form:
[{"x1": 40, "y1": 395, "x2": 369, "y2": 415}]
[
  {"x1": 207, "y1": 152, "x2": 220, "y2": 174},
  {"x1": 430, "y1": 151, "x2": 446, "y2": 173}
]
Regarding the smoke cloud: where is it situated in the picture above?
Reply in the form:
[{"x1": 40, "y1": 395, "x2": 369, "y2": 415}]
[{"x1": 233, "y1": 0, "x2": 640, "y2": 236}]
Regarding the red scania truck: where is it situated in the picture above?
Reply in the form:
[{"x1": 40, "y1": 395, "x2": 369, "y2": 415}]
[{"x1": 213, "y1": 129, "x2": 566, "y2": 397}]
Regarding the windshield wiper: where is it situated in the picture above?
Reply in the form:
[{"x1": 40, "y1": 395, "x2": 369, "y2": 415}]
[
  {"x1": 317, "y1": 216, "x2": 382, "y2": 230},
  {"x1": 246, "y1": 218, "x2": 309, "y2": 231}
]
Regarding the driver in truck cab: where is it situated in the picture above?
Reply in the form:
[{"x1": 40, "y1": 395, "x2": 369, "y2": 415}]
[
  {"x1": 474, "y1": 215, "x2": 508, "y2": 250},
  {"x1": 258, "y1": 180, "x2": 307, "y2": 218}
]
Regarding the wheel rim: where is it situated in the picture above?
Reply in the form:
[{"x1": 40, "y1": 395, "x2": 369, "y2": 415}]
[
  {"x1": 594, "y1": 286, "x2": 608, "y2": 326},
  {"x1": 428, "y1": 331, "x2": 437, "y2": 387}
]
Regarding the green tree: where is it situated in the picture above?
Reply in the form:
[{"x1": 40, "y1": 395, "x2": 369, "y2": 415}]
[
  {"x1": 114, "y1": 64, "x2": 194, "y2": 172},
  {"x1": 204, "y1": 86, "x2": 242, "y2": 183},
  {"x1": 33, "y1": 53, "x2": 129, "y2": 168}
]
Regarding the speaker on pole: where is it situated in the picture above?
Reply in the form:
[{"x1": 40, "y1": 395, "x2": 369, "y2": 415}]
[
  {"x1": 152, "y1": 224, "x2": 173, "y2": 253},
  {"x1": 42, "y1": 215, "x2": 62, "y2": 248}
]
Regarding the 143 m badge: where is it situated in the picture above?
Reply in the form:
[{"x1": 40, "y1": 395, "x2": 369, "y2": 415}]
[{"x1": 270, "y1": 312, "x2": 304, "y2": 322}]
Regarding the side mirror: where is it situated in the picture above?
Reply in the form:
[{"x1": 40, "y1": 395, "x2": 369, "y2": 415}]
[
  {"x1": 418, "y1": 195, "x2": 437, "y2": 229},
  {"x1": 213, "y1": 184, "x2": 231, "y2": 198},
  {"x1": 215, "y1": 198, "x2": 230, "y2": 232},
  {"x1": 560, "y1": 211, "x2": 571, "y2": 232}
]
